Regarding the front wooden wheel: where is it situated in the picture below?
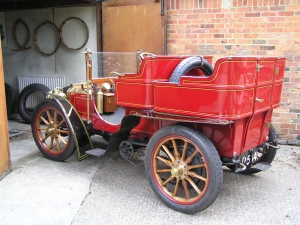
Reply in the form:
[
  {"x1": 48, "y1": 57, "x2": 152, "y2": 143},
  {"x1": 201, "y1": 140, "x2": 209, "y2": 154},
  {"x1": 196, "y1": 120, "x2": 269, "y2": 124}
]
[
  {"x1": 145, "y1": 125, "x2": 223, "y2": 214},
  {"x1": 31, "y1": 100, "x2": 76, "y2": 161}
]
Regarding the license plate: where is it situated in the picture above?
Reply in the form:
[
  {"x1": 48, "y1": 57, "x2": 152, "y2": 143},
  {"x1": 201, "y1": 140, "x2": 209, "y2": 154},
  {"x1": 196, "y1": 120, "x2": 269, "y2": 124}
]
[{"x1": 240, "y1": 149, "x2": 259, "y2": 166}]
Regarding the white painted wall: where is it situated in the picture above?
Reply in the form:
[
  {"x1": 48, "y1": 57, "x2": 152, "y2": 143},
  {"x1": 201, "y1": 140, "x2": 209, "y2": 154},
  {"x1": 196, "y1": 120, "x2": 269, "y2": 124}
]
[{"x1": 2, "y1": 6, "x2": 97, "y2": 92}]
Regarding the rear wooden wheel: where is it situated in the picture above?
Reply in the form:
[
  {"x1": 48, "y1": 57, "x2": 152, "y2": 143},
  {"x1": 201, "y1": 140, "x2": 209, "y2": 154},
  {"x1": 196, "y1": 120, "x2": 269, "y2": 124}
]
[
  {"x1": 145, "y1": 125, "x2": 223, "y2": 214},
  {"x1": 31, "y1": 100, "x2": 76, "y2": 161}
]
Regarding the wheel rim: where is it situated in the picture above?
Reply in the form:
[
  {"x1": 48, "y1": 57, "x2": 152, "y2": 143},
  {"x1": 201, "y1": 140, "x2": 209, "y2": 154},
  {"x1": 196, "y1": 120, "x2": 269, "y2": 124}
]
[
  {"x1": 33, "y1": 105, "x2": 71, "y2": 155},
  {"x1": 151, "y1": 135, "x2": 209, "y2": 205}
]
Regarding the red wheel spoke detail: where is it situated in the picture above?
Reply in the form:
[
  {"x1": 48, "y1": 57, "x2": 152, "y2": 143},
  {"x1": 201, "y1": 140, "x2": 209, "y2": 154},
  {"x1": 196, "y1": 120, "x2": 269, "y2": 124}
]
[
  {"x1": 162, "y1": 175, "x2": 174, "y2": 186},
  {"x1": 162, "y1": 144, "x2": 175, "y2": 162},
  {"x1": 180, "y1": 141, "x2": 188, "y2": 161},
  {"x1": 181, "y1": 179, "x2": 190, "y2": 199},
  {"x1": 186, "y1": 176, "x2": 202, "y2": 195},
  {"x1": 156, "y1": 156, "x2": 172, "y2": 167},
  {"x1": 46, "y1": 109, "x2": 53, "y2": 123},
  {"x1": 188, "y1": 171, "x2": 207, "y2": 182},
  {"x1": 185, "y1": 150, "x2": 199, "y2": 164},
  {"x1": 172, "y1": 139, "x2": 180, "y2": 159},
  {"x1": 58, "y1": 135, "x2": 67, "y2": 145},
  {"x1": 40, "y1": 116, "x2": 49, "y2": 125}
]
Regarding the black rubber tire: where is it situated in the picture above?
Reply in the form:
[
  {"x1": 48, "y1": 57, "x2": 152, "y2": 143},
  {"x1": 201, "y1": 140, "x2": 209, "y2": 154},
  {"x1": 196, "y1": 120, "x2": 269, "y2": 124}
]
[
  {"x1": 145, "y1": 125, "x2": 223, "y2": 214},
  {"x1": 31, "y1": 99, "x2": 76, "y2": 161},
  {"x1": 5, "y1": 83, "x2": 17, "y2": 116},
  {"x1": 227, "y1": 124, "x2": 278, "y2": 174},
  {"x1": 17, "y1": 83, "x2": 50, "y2": 123},
  {"x1": 261, "y1": 124, "x2": 278, "y2": 163},
  {"x1": 169, "y1": 57, "x2": 213, "y2": 83}
]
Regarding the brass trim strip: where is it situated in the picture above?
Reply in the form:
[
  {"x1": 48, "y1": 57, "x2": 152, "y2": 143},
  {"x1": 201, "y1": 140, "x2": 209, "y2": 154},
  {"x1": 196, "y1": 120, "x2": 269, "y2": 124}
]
[{"x1": 131, "y1": 110, "x2": 234, "y2": 125}]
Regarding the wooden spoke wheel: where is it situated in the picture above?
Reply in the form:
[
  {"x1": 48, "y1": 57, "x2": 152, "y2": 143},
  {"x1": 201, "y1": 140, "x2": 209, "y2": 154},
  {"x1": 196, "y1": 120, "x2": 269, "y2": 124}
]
[
  {"x1": 145, "y1": 125, "x2": 223, "y2": 214},
  {"x1": 31, "y1": 100, "x2": 76, "y2": 161}
]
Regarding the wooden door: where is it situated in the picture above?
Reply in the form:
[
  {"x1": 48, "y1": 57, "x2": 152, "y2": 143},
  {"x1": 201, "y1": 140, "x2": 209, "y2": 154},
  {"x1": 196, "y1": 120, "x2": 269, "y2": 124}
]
[
  {"x1": 0, "y1": 39, "x2": 11, "y2": 179},
  {"x1": 102, "y1": 0, "x2": 166, "y2": 54}
]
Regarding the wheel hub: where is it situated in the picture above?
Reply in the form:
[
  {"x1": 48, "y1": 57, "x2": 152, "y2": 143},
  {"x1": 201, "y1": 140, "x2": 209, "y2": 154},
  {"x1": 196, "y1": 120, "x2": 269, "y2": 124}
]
[
  {"x1": 46, "y1": 124, "x2": 58, "y2": 138},
  {"x1": 171, "y1": 160, "x2": 188, "y2": 179}
]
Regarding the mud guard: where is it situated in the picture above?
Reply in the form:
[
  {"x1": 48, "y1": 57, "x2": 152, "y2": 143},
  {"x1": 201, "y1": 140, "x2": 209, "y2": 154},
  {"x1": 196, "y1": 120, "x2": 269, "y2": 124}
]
[
  {"x1": 49, "y1": 95, "x2": 94, "y2": 161},
  {"x1": 105, "y1": 115, "x2": 141, "y2": 152}
]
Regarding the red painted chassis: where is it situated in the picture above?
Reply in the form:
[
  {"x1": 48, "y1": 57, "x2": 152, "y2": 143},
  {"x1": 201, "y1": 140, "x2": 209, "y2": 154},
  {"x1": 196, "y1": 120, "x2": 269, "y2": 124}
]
[
  {"x1": 69, "y1": 52, "x2": 284, "y2": 160},
  {"x1": 31, "y1": 50, "x2": 285, "y2": 214}
]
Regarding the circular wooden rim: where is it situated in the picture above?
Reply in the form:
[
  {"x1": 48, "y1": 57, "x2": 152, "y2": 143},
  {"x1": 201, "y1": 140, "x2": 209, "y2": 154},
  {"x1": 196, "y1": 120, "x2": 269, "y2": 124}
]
[
  {"x1": 11, "y1": 19, "x2": 31, "y2": 51},
  {"x1": 59, "y1": 17, "x2": 89, "y2": 50},
  {"x1": 34, "y1": 21, "x2": 61, "y2": 56}
]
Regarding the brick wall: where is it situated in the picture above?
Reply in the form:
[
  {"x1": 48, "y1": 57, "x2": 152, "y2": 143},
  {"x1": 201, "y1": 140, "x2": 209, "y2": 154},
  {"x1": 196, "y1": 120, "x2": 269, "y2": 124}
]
[{"x1": 166, "y1": 0, "x2": 300, "y2": 140}]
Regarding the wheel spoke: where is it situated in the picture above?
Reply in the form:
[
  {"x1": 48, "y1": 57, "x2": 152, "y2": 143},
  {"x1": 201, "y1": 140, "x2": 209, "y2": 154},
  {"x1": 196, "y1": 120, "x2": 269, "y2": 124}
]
[
  {"x1": 180, "y1": 141, "x2": 188, "y2": 161},
  {"x1": 56, "y1": 120, "x2": 65, "y2": 128},
  {"x1": 57, "y1": 129, "x2": 68, "y2": 133},
  {"x1": 55, "y1": 138, "x2": 61, "y2": 151},
  {"x1": 188, "y1": 164, "x2": 206, "y2": 170},
  {"x1": 171, "y1": 139, "x2": 180, "y2": 159},
  {"x1": 188, "y1": 171, "x2": 207, "y2": 182},
  {"x1": 156, "y1": 169, "x2": 172, "y2": 173},
  {"x1": 40, "y1": 116, "x2": 49, "y2": 125},
  {"x1": 156, "y1": 156, "x2": 173, "y2": 167},
  {"x1": 53, "y1": 111, "x2": 57, "y2": 125},
  {"x1": 173, "y1": 178, "x2": 180, "y2": 197},
  {"x1": 185, "y1": 149, "x2": 199, "y2": 164},
  {"x1": 49, "y1": 137, "x2": 54, "y2": 150},
  {"x1": 42, "y1": 134, "x2": 50, "y2": 142},
  {"x1": 162, "y1": 175, "x2": 174, "y2": 186},
  {"x1": 46, "y1": 109, "x2": 53, "y2": 123},
  {"x1": 58, "y1": 135, "x2": 67, "y2": 145},
  {"x1": 181, "y1": 179, "x2": 190, "y2": 199},
  {"x1": 162, "y1": 144, "x2": 175, "y2": 162},
  {"x1": 186, "y1": 176, "x2": 202, "y2": 195}
]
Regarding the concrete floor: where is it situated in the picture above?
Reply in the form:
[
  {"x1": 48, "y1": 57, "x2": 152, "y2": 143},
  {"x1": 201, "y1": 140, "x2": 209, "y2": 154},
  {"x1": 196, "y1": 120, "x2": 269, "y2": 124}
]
[{"x1": 1, "y1": 115, "x2": 300, "y2": 225}]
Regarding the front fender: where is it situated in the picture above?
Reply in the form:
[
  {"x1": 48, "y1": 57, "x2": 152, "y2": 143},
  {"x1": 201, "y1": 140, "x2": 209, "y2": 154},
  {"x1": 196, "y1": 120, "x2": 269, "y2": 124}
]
[{"x1": 48, "y1": 94, "x2": 93, "y2": 161}]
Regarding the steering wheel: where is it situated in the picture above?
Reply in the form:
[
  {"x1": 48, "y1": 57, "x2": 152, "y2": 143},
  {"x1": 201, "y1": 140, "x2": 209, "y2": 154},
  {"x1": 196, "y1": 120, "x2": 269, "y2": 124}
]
[{"x1": 139, "y1": 52, "x2": 156, "y2": 60}]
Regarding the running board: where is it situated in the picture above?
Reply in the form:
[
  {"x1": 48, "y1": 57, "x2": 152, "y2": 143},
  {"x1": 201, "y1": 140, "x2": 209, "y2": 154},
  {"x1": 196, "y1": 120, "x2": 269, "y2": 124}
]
[{"x1": 85, "y1": 148, "x2": 106, "y2": 157}]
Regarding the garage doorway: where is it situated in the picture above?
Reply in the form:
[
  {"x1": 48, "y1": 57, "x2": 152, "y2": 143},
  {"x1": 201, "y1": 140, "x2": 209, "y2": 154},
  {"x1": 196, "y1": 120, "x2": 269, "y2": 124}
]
[{"x1": 102, "y1": 0, "x2": 166, "y2": 54}]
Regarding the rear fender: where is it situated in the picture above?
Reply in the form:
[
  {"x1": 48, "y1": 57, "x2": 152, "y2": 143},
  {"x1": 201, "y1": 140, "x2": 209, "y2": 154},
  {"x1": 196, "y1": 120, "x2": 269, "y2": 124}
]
[{"x1": 48, "y1": 94, "x2": 93, "y2": 161}]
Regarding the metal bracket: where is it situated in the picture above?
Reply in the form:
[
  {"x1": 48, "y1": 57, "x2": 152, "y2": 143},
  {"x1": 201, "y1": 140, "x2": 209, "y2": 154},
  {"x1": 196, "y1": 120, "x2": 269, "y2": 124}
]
[
  {"x1": 265, "y1": 142, "x2": 280, "y2": 149},
  {"x1": 155, "y1": 0, "x2": 165, "y2": 16},
  {"x1": 256, "y1": 63, "x2": 263, "y2": 72}
]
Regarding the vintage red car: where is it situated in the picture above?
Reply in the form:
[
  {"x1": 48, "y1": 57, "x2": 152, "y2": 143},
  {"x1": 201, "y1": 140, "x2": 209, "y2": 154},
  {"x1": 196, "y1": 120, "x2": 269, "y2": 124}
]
[{"x1": 31, "y1": 49, "x2": 285, "y2": 214}]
